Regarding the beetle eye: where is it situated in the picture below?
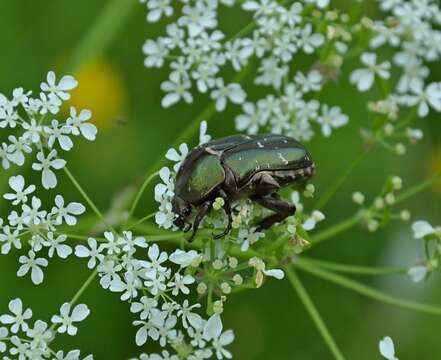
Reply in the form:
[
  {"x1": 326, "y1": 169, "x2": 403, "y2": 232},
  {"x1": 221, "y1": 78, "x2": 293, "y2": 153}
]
[{"x1": 184, "y1": 206, "x2": 191, "y2": 216}]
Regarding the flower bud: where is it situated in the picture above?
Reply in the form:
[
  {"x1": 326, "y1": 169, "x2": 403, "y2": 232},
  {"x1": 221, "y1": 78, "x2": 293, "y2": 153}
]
[{"x1": 352, "y1": 191, "x2": 365, "y2": 205}]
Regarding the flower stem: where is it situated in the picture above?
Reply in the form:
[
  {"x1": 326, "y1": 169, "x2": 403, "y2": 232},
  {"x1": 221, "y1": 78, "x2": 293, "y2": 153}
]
[
  {"x1": 285, "y1": 267, "x2": 346, "y2": 360},
  {"x1": 64, "y1": 0, "x2": 138, "y2": 73},
  {"x1": 126, "y1": 171, "x2": 159, "y2": 227},
  {"x1": 294, "y1": 258, "x2": 441, "y2": 315},
  {"x1": 396, "y1": 169, "x2": 441, "y2": 204},
  {"x1": 63, "y1": 166, "x2": 116, "y2": 233},
  {"x1": 315, "y1": 149, "x2": 368, "y2": 210},
  {"x1": 309, "y1": 213, "x2": 362, "y2": 247},
  {"x1": 48, "y1": 270, "x2": 98, "y2": 335},
  {"x1": 300, "y1": 256, "x2": 407, "y2": 275}
]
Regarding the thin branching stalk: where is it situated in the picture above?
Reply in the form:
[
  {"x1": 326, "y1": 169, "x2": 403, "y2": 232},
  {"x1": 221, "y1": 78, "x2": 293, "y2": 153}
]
[
  {"x1": 285, "y1": 267, "x2": 346, "y2": 360},
  {"x1": 294, "y1": 258, "x2": 441, "y2": 315},
  {"x1": 300, "y1": 257, "x2": 407, "y2": 275}
]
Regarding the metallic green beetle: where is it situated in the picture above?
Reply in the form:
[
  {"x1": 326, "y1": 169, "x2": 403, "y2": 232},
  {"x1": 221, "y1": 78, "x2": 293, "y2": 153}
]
[{"x1": 172, "y1": 134, "x2": 315, "y2": 239}]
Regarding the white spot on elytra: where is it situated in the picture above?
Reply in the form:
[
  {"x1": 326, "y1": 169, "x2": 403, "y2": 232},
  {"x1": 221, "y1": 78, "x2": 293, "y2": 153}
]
[{"x1": 278, "y1": 153, "x2": 289, "y2": 165}]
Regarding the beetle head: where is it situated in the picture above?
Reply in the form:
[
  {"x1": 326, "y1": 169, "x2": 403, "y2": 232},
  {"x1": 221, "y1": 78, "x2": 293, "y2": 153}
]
[{"x1": 172, "y1": 196, "x2": 192, "y2": 232}]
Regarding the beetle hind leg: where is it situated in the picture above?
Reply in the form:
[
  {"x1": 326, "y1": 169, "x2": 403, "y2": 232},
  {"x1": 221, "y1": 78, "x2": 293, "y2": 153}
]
[
  {"x1": 213, "y1": 190, "x2": 233, "y2": 239},
  {"x1": 252, "y1": 196, "x2": 296, "y2": 230},
  {"x1": 188, "y1": 200, "x2": 212, "y2": 242}
]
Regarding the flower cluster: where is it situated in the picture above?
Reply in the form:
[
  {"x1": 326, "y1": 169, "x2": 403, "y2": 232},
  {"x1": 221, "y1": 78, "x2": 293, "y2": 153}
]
[
  {"x1": 141, "y1": 0, "x2": 351, "y2": 140},
  {"x1": 0, "y1": 72, "x2": 95, "y2": 285},
  {"x1": 407, "y1": 220, "x2": 441, "y2": 282},
  {"x1": 352, "y1": 0, "x2": 441, "y2": 152},
  {"x1": 0, "y1": 298, "x2": 91, "y2": 359},
  {"x1": 75, "y1": 229, "x2": 238, "y2": 359},
  {"x1": 352, "y1": 176, "x2": 409, "y2": 233},
  {"x1": 0, "y1": 71, "x2": 97, "y2": 189}
]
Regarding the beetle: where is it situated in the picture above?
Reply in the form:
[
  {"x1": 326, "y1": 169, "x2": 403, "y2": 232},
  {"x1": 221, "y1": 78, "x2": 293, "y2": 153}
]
[{"x1": 172, "y1": 134, "x2": 315, "y2": 240}]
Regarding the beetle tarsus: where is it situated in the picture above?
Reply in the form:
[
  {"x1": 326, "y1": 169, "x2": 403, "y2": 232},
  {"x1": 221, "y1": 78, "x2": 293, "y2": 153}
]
[{"x1": 252, "y1": 195, "x2": 296, "y2": 230}]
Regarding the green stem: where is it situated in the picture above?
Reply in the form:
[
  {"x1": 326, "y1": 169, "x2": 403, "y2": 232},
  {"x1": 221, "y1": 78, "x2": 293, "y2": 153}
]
[
  {"x1": 64, "y1": 0, "x2": 138, "y2": 73},
  {"x1": 294, "y1": 258, "x2": 441, "y2": 315},
  {"x1": 396, "y1": 169, "x2": 441, "y2": 204},
  {"x1": 63, "y1": 167, "x2": 116, "y2": 233},
  {"x1": 300, "y1": 257, "x2": 407, "y2": 275},
  {"x1": 128, "y1": 212, "x2": 156, "y2": 229},
  {"x1": 310, "y1": 213, "x2": 362, "y2": 247},
  {"x1": 285, "y1": 267, "x2": 346, "y2": 360},
  {"x1": 126, "y1": 171, "x2": 159, "y2": 225},
  {"x1": 49, "y1": 270, "x2": 98, "y2": 334},
  {"x1": 315, "y1": 150, "x2": 368, "y2": 210}
]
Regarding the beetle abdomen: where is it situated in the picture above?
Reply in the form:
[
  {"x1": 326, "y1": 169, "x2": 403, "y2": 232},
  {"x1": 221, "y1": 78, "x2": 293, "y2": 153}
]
[{"x1": 222, "y1": 135, "x2": 311, "y2": 185}]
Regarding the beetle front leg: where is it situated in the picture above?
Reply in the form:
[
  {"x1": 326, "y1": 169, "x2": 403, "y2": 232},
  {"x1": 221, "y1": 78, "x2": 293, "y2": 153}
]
[
  {"x1": 213, "y1": 190, "x2": 232, "y2": 239},
  {"x1": 188, "y1": 200, "x2": 212, "y2": 242},
  {"x1": 252, "y1": 196, "x2": 296, "y2": 230}
]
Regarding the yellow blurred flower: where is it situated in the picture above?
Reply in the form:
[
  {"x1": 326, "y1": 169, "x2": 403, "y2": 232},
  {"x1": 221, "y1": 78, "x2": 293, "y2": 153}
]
[{"x1": 63, "y1": 58, "x2": 127, "y2": 130}]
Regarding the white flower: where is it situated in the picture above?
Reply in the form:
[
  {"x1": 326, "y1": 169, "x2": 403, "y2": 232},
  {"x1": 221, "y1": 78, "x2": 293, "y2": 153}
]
[
  {"x1": 408, "y1": 265, "x2": 428, "y2": 283},
  {"x1": 26, "y1": 319, "x2": 52, "y2": 349},
  {"x1": 168, "y1": 273, "x2": 195, "y2": 295},
  {"x1": 51, "y1": 303, "x2": 90, "y2": 336},
  {"x1": 17, "y1": 251, "x2": 48, "y2": 285},
  {"x1": 0, "y1": 226, "x2": 21, "y2": 254},
  {"x1": 165, "y1": 143, "x2": 189, "y2": 171},
  {"x1": 379, "y1": 336, "x2": 398, "y2": 360},
  {"x1": 133, "y1": 320, "x2": 160, "y2": 346},
  {"x1": 306, "y1": 0, "x2": 329, "y2": 8},
  {"x1": 0, "y1": 298, "x2": 32, "y2": 333},
  {"x1": 199, "y1": 120, "x2": 211, "y2": 145},
  {"x1": 235, "y1": 102, "x2": 266, "y2": 135},
  {"x1": 317, "y1": 105, "x2": 348, "y2": 137},
  {"x1": 238, "y1": 227, "x2": 265, "y2": 251},
  {"x1": 130, "y1": 296, "x2": 158, "y2": 320},
  {"x1": 297, "y1": 24, "x2": 324, "y2": 54},
  {"x1": 75, "y1": 238, "x2": 105, "y2": 269},
  {"x1": 263, "y1": 268, "x2": 285, "y2": 279},
  {"x1": 210, "y1": 79, "x2": 246, "y2": 112},
  {"x1": 412, "y1": 220, "x2": 436, "y2": 239},
  {"x1": 169, "y1": 249, "x2": 200, "y2": 267},
  {"x1": 0, "y1": 327, "x2": 7, "y2": 352},
  {"x1": 350, "y1": 53, "x2": 391, "y2": 92},
  {"x1": 302, "y1": 210, "x2": 326, "y2": 231},
  {"x1": 66, "y1": 107, "x2": 97, "y2": 140},
  {"x1": 146, "y1": 0, "x2": 173, "y2": 22},
  {"x1": 22, "y1": 196, "x2": 47, "y2": 225},
  {"x1": 6, "y1": 135, "x2": 32, "y2": 166},
  {"x1": 22, "y1": 118, "x2": 43, "y2": 143},
  {"x1": 44, "y1": 119, "x2": 74, "y2": 150},
  {"x1": 3, "y1": 175, "x2": 35, "y2": 205},
  {"x1": 32, "y1": 150, "x2": 66, "y2": 189},
  {"x1": 405, "y1": 82, "x2": 441, "y2": 118},
  {"x1": 161, "y1": 72, "x2": 193, "y2": 108},
  {"x1": 40, "y1": 71, "x2": 77, "y2": 101},
  {"x1": 143, "y1": 38, "x2": 169, "y2": 68},
  {"x1": 43, "y1": 233, "x2": 72, "y2": 259},
  {"x1": 0, "y1": 143, "x2": 12, "y2": 169},
  {"x1": 203, "y1": 314, "x2": 234, "y2": 359},
  {"x1": 51, "y1": 195, "x2": 86, "y2": 226},
  {"x1": 103, "y1": 231, "x2": 122, "y2": 255},
  {"x1": 155, "y1": 167, "x2": 175, "y2": 201},
  {"x1": 177, "y1": 300, "x2": 202, "y2": 329}
]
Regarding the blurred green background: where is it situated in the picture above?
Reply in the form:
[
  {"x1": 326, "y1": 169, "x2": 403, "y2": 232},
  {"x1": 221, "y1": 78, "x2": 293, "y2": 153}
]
[{"x1": 1, "y1": 0, "x2": 441, "y2": 359}]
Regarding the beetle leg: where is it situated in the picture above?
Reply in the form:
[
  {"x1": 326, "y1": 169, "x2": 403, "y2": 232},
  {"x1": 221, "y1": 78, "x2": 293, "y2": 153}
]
[
  {"x1": 252, "y1": 196, "x2": 296, "y2": 230},
  {"x1": 213, "y1": 190, "x2": 232, "y2": 239},
  {"x1": 188, "y1": 200, "x2": 212, "y2": 242}
]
